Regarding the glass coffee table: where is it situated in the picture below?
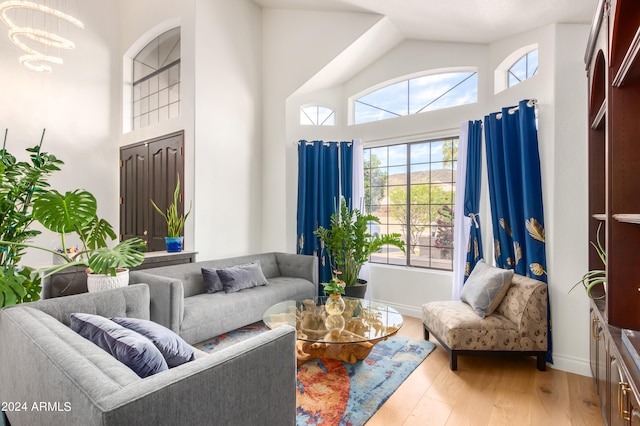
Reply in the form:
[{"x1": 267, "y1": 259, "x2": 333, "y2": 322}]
[{"x1": 263, "y1": 296, "x2": 403, "y2": 365}]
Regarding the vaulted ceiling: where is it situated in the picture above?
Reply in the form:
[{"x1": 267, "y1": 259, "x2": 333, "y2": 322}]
[{"x1": 253, "y1": 0, "x2": 597, "y2": 44}]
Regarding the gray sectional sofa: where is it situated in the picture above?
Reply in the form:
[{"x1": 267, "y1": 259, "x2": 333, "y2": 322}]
[
  {"x1": 0, "y1": 284, "x2": 296, "y2": 426},
  {"x1": 129, "y1": 252, "x2": 318, "y2": 344}
]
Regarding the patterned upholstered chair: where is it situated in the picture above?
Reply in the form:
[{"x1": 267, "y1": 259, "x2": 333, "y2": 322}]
[{"x1": 421, "y1": 273, "x2": 548, "y2": 371}]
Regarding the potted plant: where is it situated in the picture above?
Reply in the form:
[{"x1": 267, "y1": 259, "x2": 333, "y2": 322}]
[
  {"x1": 571, "y1": 222, "x2": 606, "y2": 299},
  {"x1": 2, "y1": 189, "x2": 146, "y2": 292},
  {"x1": 314, "y1": 197, "x2": 405, "y2": 298},
  {"x1": 151, "y1": 175, "x2": 191, "y2": 253},
  {"x1": 0, "y1": 133, "x2": 62, "y2": 307}
]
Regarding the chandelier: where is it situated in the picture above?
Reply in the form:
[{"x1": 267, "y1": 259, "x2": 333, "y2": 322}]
[{"x1": 0, "y1": 0, "x2": 84, "y2": 72}]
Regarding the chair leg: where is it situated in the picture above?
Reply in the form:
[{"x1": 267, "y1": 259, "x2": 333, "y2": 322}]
[
  {"x1": 536, "y1": 352, "x2": 546, "y2": 371},
  {"x1": 423, "y1": 326, "x2": 430, "y2": 341},
  {"x1": 450, "y1": 351, "x2": 458, "y2": 371}
]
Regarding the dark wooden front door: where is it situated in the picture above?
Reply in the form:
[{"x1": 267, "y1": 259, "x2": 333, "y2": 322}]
[{"x1": 120, "y1": 131, "x2": 185, "y2": 252}]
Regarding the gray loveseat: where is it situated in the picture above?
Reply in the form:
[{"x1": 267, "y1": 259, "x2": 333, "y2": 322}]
[
  {"x1": 0, "y1": 284, "x2": 296, "y2": 426},
  {"x1": 129, "y1": 252, "x2": 318, "y2": 344}
]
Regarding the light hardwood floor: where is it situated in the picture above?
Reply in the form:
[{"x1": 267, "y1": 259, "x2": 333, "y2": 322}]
[{"x1": 367, "y1": 316, "x2": 604, "y2": 426}]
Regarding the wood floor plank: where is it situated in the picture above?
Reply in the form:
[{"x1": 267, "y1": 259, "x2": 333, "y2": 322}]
[{"x1": 364, "y1": 315, "x2": 604, "y2": 426}]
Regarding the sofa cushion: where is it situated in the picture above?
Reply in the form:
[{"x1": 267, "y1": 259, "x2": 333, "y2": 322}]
[
  {"x1": 202, "y1": 267, "x2": 223, "y2": 293},
  {"x1": 218, "y1": 261, "x2": 269, "y2": 294},
  {"x1": 460, "y1": 260, "x2": 514, "y2": 317},
  {"x1": 110, "y1": 317, "x2": 196, "y2": 367},
  {"x1": 70, "y1": 313, "x2": 168, "y2": 378}
]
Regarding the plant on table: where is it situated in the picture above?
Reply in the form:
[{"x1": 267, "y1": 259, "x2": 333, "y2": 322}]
[
  {"x1": 150, "y1": 174, "x2": 191, "y2": 251},
  {"x1": 314, "y1": 197, "x2": 405, "y2": 287},
  {"x1": 322, "y1": 270, "x2": 346, "y2": 296},
  {"x1": 570, "y1": 222, "x2": 606, "y2": 299}
]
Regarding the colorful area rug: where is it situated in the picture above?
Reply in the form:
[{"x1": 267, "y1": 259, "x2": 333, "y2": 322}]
[{"x1": 199, "y1": 323, "x2": 436, "y2": 426}]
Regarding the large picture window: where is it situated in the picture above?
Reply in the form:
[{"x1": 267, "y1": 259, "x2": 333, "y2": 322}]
[{"x1": 364, "y1": 138, "x2": 458, "y2": 270}]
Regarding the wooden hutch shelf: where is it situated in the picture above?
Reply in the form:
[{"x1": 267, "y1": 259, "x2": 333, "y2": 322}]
[{"x1": 586, "y1": 0, "x2": 640, "y2": 424}]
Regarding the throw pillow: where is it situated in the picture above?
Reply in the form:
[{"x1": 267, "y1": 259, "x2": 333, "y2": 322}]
[
  {"x1": 460, "y1": 260, "x2": 515, "y2": 318},
  {"x1": 217, "y1": 261, "x2": 269, "y2": 294},
  {"x1": 202, "y1": 267, "x2": 223, "y2": 293},
  {"x1": 70, "y1": 313, "x2": 168, "y2": 378},
  {"x1": 111, "y1": 317, "x2": 196, "y2": 368}
]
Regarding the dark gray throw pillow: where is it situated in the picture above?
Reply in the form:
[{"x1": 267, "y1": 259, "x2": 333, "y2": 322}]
[
  {"x1": 217, "y1": 261, "x2": 269, "y2": 293},
  {"x1": 202, "y1": 267, "x2": 223, "y2": 293},
  {"x1": 111, "y1": 317, "x2": 196, "y2": 368},
  {"x1": 460, "y1": 260, "x2": 515, "y2": 318},
  {"x1": 70, "y1": 313, "x2": 168, "y2": 378}
]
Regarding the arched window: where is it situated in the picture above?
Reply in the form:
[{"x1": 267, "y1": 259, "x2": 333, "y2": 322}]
[
  {"x1": 300, "y1": 105, "x2": 335, "y2": 126},
  {"x1": 495, "y1": 45, "x2": 538, "y2": 93},
  {"x1": 132, "y1": 27, "x2": 181, "y2": 130},
  {"x1": 352, "y1": 70, "x2": 478, "y2": 125},
  {"x1": 508, "y1": 49, "x2": 538, "y2": 88}
]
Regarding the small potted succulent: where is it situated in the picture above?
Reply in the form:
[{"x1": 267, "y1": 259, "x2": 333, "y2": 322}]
[
  {"x1": 322, "y1": 270, "x2": 346, "y2": 316},
  {"x1": 151, "y1": 175, "x2": 191, "y2": 253}
]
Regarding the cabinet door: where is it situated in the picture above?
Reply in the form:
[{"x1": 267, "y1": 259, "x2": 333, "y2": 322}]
[{"x1": 611, "y1": 353, "x2": 638, "y2": 426}]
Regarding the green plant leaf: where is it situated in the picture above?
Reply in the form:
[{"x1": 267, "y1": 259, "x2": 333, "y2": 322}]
[
  {"x1": 33, "y1": 190, "x2": 97, "y2": 233},
  {"x1": 87, "y1": 238, "x2": 146, "y2": 276},
  {"x1": 78, "y1": 217, "x2": 117, "y2": 250}
]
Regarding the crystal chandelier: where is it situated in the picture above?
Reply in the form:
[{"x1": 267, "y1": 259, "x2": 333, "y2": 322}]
[{"x1": 0, "y1": 0, "x2": 84, "y2": 72}]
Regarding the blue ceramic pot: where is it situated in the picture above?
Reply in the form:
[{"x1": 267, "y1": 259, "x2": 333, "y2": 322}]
[{"x1": 165, "y1": 236, "x2": 183, "y2": 253}]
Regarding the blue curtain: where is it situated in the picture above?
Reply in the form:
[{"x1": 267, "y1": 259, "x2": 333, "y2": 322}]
[
  {"x1": 464, "y1": 120, "x2": 484, "y2": 281},
  {"x1": 484, "y1": 99, "x2": 551, "y2": 363},
  {"x1": 339, "y1": 141, "x2": 353, "y2": 208},
  {"x1": 297, "y1": 140, "x2": 353, "y2": 293}
]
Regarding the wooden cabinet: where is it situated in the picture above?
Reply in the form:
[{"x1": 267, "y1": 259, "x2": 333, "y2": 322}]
[
  {"x1": 591, "y1": 299, "x2": 640, "y2": 425},
  {"x1": 120, "y1": 131, "x2": 185, "y2": 252},
  {"x1": 42, "y1": 251, "x2": 197, "y2": 298},
  {"x1": 587, "y1": 3, "x2": 640, "y2": 423},
  {"x1": 586, "y1": 0, "x2": 640, "y2": 330}
]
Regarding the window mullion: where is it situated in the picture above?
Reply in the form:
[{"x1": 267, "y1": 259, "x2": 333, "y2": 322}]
[{"x1": 406, "y1": 144, "x2": 411, "y2": 267}]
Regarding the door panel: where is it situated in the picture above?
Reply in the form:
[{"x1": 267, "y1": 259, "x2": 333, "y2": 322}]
[{"x1": 120, "y1": 131, "x2": 185, "y2": 252}]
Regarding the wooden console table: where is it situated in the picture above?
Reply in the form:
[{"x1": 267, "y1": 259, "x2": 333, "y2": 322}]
[{"x1": 41, "y1": 251, "x2": 197, "y2": 298}]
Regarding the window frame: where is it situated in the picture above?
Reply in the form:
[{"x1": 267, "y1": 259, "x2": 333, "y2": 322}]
[
  {"x1": 349, "y1": 67, "x2": 478, "y2": 126},
  {"x1": 363, "y1": 137, "x2": 458, "y2": 271},
  {"x1": 131, "y1": 27, "x2": 181, "y2": 131}
]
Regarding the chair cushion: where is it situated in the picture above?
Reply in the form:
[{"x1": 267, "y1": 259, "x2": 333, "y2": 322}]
[
  {"x1": 422, "y1": 301, "x2": 519, "y2": 350},
  {"x1": 460, "y1": 260, "x2": 514, "y2": 317}
]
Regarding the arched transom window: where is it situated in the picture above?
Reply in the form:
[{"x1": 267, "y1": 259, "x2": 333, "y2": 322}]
[
  {"x1": 352, "y1": 70, "x2": 478, "y2": 125},
  {"x1": 508, "y1": 49, "x2": 538, "y2": 88},
  {"x1": 300, "y1": 105, "x2": 335, "y2": 126},
  {"x1": 132, "y1": 27, "x2": 181, "y2": 130}
]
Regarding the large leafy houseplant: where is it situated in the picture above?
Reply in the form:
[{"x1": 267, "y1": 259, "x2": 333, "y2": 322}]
[
  {"x1": 314, "y1": 197, "x2": 406, "y2": 287},
  {"x1": 29, "y1": 190, "x2": 146, "y2": 276},
  {"x1": 0, "y1": 131, "x2": 62, "y2": 307}
]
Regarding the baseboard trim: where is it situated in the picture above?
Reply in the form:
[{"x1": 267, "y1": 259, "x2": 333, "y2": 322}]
[{"x1": 370, "y1": 299, "x2": 422, "y2": 319}]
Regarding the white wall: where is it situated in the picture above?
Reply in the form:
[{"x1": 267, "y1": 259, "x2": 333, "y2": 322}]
[
  {"x1": 273, "y1": 22, "x2": 591, "y2": 376},
  {"x1": 118, "y1": 0, "x2": 263, "y2": 259},
  {"x1": 0, "y1": 0, "x2": 120, "y2": 266},
  {"x1": 192, "y1": 0, "x2": 263, "y2": 258}
]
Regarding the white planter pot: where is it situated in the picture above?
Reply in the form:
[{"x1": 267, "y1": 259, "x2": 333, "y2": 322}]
[{"x1": 86, "y1": 268, "x2": 130, "y2": 293}]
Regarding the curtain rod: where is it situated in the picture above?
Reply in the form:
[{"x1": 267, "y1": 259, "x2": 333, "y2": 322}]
[
  {"x1": 496, "y1": 98, "x2": 537, "y2": 119},
  {"x1": 294, "y1": 140, "x2": 353, "y2": 146}
]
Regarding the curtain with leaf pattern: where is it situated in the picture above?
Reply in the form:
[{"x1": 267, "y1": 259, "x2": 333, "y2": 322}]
[{"x1": 484, "y1": 99, "x2": 551, "y2": 363}]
